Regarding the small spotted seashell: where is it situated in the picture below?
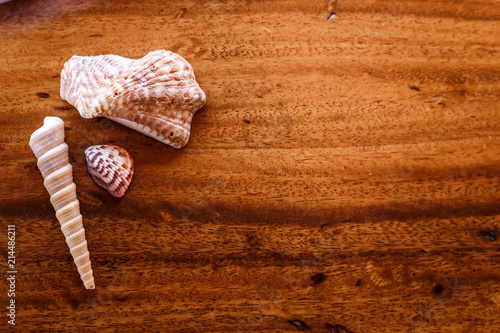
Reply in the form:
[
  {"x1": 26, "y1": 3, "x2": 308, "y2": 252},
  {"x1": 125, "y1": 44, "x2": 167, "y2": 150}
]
[
  {"x1": 85, "y1": 145, "x2": 134, "y2": 198},
  {"x1": 60, "y1": 50, "x2": 206, "y2": 149}
]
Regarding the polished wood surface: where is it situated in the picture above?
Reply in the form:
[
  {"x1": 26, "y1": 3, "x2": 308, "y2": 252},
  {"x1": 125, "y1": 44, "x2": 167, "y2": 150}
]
[{"x1": 1, "y1": 0, "x2": 499, "y2": 332}]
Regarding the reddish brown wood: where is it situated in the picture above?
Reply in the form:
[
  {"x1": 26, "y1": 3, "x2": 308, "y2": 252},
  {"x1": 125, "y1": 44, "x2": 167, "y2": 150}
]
[{"x1": 0, "y1": 0, "x2": 499, "y2": 331}]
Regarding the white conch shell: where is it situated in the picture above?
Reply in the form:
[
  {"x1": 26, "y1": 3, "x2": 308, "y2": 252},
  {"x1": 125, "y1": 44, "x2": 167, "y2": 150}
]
[
  {"x1": 85, "y1": 145, "x2": 134, "y2": 198},
  {"x1": 60, "y1": 50, "x2": 206, "y2": 149},
  {"x1": 29, "y1": 117, "x2": 95, "y2": 289}
]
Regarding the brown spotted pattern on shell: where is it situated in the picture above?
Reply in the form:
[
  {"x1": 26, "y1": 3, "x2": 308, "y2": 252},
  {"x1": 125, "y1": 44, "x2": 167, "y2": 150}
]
[
  {"x1": 85, "y1": 145, "x2": 134, "y2": 198},
  {"x1": 60, "y1": 50, "x2": 206, "y2": 149}
]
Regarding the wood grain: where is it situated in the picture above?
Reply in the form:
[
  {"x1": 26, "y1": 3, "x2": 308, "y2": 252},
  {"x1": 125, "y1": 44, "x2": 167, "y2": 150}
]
[{"x1": 1, "y1": 0, "x2": 499, "y2": 332}]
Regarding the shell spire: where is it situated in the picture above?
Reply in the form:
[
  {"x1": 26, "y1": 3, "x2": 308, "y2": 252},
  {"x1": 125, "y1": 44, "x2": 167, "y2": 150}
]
[
  {"x1": 60, "y1": 50, "x2": 206, "y2": 149},
  {"x1": 29, "y1": 117, "x2": 95, "y2": 289}
]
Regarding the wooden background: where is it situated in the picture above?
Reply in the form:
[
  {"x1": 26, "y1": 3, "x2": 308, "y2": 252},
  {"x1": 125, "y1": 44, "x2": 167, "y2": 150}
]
[{"x1": 1, "y1": 0, "x2": 499, "y2": 332}]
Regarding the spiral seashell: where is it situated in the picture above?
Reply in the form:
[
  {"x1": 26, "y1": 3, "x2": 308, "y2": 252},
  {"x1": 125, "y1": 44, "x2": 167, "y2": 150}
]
[
  {"x1": 60, "y1": 50, "x2": 206, "y2": 149},
  {"x1": 29, "y1": 117, "x2": 95, "y2": 289},
  {"x1": 85, "y1": 145, "x2": 134, "y2": 198}
]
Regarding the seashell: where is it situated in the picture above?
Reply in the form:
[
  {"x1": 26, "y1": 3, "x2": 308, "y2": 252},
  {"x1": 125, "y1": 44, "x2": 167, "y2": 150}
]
[
  {"x1": 60, "y1": 50, "x2": 206, "y2": 149},
  {"x1": 29, "y1": 117, "x2": 95, "y2": 289},
  {"x1": 85, "y1": 145, "x2": 134, "y2": 198}
]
